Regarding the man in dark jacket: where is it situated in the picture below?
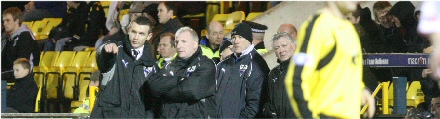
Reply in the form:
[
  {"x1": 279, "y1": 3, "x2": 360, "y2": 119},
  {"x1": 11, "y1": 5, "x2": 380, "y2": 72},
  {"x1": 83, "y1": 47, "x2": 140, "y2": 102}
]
[
  {"x1": 90, "y1": 16, "x2": 158, "y2": 118},
  {"x1": 262, "y1": 32, "x2": 296, "y2": 118},
  {"x1": 2, "y1": 7, "x2": 40, "y2": 77},
  {"x1": 7, "y1": 58, "x2": 38, "y2": 113},
  {"x1": 216, "y1": 23, "x2": 266, "y2": 118},
  {"x1": 65, "y1": 1, "x2": 107, "y2": 51},
  {"x1": 389, "y1": 1, "x2": 425, "y2": 53},
  {"x1": 148, "y1": 27, "x2": 217, "y2": 118},
  {"x1": 44, "y1": 1, "x2": 87, "y2": 51}
]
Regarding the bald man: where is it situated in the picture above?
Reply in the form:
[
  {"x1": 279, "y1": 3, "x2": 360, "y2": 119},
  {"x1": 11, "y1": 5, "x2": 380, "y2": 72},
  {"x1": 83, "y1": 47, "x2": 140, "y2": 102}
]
[
  {"x1": 277, "y1": 24, "x2": 298, "y2": 40},
  {"x1": 200, "y1": 21, "x2": 230, "y2": 63}
]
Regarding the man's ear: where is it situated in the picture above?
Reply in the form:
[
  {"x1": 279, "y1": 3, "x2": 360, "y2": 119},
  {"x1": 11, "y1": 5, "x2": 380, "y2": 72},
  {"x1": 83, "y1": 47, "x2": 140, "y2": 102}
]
[
  {"x1": 147, "y1": 33, "x2": 153, "y2": 41},
  {"x1": 168, "y1": 10, "x2": 174, "y2": 18}
]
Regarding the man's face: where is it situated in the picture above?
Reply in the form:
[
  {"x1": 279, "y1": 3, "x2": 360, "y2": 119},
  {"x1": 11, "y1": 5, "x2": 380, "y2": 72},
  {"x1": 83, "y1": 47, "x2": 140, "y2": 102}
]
[
  {"x1": 2, "y1": 14, "x2": 19, "y2": 33},
  {"x1": 376, "y1": 9, "x2": 393, "y2": 28},
  {"x1": 128, "y1": 22, "x2": 152, "y2": 49},
  {"x1": 13, "y1": 64, "x2": 29, "y2": 79},
  {"x1": 220, "y1": 45, "x2": 233, "y2": 61},
  {"x1": 157, "y1": 3, "x2": 172, "y2": 24},
  {"x1": 157, "y1": 36, "x2": 176, "y2": 58},
  {"x1": 273, "y1": 37, "x2": 296, "y2": 62},
  {"x1": 232, "y1": 35, "x2": 251, "y2": 53},
  {"x1": 431, "y1": 97, "x2": 440, "y2": 118},
  {"x1": 207, "y1": 23, "x2": 225, "y2": 47},
  {"x1": 175, "y1": 31, "x2": 198, "y2": 59}
]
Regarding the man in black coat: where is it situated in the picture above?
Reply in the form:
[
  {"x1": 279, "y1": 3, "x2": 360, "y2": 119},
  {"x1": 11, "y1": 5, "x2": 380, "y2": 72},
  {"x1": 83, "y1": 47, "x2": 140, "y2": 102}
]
[
  {"x1": 148, "y1": 27, "x2": 217, "y2": 118},
  {"x1": 216, "y1": 23, "x2": 268, "y2": 118},
  {"x1": 90, "y1": 16, "x2": 158, "y2": 118},
  {"x1": 262, "y1": 33, "x2": 296, "y2": 118}
]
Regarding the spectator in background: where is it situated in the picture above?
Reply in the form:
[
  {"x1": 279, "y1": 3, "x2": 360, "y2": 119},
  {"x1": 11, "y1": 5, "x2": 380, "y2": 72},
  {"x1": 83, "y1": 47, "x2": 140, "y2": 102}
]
[
  {"x1": 243, "y1": 21, "x2": 269, "y2": 55},
  {"x1": 372, "y1": 1, "x2": 407, "y2": 53},
  {"x1": 432, "y1": 96, "x2": 440, "y2": 118},
  {"x1": 200, "y1": 21, "x2": 228, "y2": 63},
  {"x1": 65, "y1": 1, "x2": 107, "y2": 51},
  {"x1": 6, "y1": 58, "x2": 38, "y2": 113},
  {"x1": 156, "y1": 33, "x2": 177, "y2": 69},
  {"x1": 262, "y1": 33, "x2": 296, "y2": 118},
  {"x1": 142, "y1": 3, "x2": 160, "y2": 57},
  {"x1": 23, "y1": 1, "x2": 67, "y2": 21},
  {"x1": 277, "y1": 23, "x2": 297, "y2": 40},
  {"x1": 44, "y1": 1, "x2": 87, "y2": 51},
  {"x1": 2, "y1": 7, "x2": 40, "y2": 76},
  {"x1": 157, "y1": 2, "x2": 183, "y2": 35},
  {"x1": 359, "y1": 7, "x2": 384, "y2": 53},
  {"x1": 389, "y1": 1, "x2": 425, "y2": 53}
]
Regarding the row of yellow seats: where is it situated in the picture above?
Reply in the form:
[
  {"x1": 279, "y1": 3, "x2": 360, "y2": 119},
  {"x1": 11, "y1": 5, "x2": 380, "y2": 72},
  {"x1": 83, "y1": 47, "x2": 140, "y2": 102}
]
[
  {"x1": 34, "y1": 51, "x2": 98, "y2": 106},
  {"x1": 22, "y1": 18, "x2": 63, "y2": 40},
  {"x1": 202, "y1": 12, "x2": 262, "y2": 37}
]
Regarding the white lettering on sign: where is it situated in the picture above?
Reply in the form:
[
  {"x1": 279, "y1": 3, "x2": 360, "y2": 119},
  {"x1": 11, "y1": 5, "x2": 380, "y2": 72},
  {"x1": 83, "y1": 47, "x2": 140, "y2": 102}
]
[
  {"x1": 408, "y1": 57, "x2": 427, "y2": 65},
  {"x1": 364, "y1": 58, "x2": 389, "y2": 65}
]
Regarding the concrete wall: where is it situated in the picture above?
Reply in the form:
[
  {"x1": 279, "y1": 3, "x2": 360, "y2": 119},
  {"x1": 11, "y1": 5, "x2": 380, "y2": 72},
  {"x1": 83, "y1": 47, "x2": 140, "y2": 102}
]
[{"x1": 249, "y1": 1, "x2": 421, "y2": 69}]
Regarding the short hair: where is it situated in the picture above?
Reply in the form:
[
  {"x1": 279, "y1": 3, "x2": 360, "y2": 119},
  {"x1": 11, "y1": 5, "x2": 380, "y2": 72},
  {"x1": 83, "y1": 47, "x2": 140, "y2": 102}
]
[
  {"x1": 272, "y1": 32, "x2": 295, "y2": 48},
  {"x1": 160, "y1": 32, "x2": 176, "y2": 47},
  {"x1": 129, "y1": 16, "x2": 154, "y2": 33},
  {"x1": 372, "y1": 1, "x2": 392, "y2": 22},
  {"x1": 175, "y1": 27, "x2": 199, "y2": 43},
  {"x1": 13, "y1": 58, "x2": 31, "y2": 70},
  {"x1": 2, "y1": 7, "x2": 23, "y2": 25},
  {"x1": 161, "y1": 2, "x2": 177, "y2": 16}
]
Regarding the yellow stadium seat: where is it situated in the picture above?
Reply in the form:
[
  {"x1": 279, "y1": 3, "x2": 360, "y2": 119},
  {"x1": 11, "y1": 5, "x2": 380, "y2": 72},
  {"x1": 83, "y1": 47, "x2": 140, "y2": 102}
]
[
  {"x1": 246, "y1": 12, "x2": 263, "y2": 21},
  {"x1": 84, "y1": 47, "x2": 95, "y2": 51},
  {"x1": 119, "y1": 9, "x2": 129, "y2": 21},
  {"x1": 100, "y1": 1, "x2": 111, "y2": 8},
  {"x1": 45, "y1": 51, "x2": 76, "y2": 99},
  {"x1": 212, "y1": 14, "x2": 229, "y2": 27},
  {"x1": 34, "y1": 85, "x2": 42, "y2": 112},
  {"x1": 89, "y1": 86, "x2": 99, "y2": 112},
  {"x1": 407, "y1": 81, "x2": 424, "y2": 107},
  {"x1": 31, "y1": 20, "x2": 49, "y2": 40},
  {"x1": 225, "y1": 11, "x2": 245, "y2": 30},
  {"x1": 22, "y1": 21, "x2": 34, "y2": 28},
  {"x1": 40, "y1": 18, "x2": 63, "y2": 40},
  {"x1": 34, "y1": 51, "x2": 60, "y2": 89},
  {"x1": 63, "y1": 51, "x2": 91, "y2": 100},
  {"x1": 104, "y1": 8, "x2": 109, "y2": 18},
  {"x1": 201, "y1": 29, "x2": 207, "y2": 37}
]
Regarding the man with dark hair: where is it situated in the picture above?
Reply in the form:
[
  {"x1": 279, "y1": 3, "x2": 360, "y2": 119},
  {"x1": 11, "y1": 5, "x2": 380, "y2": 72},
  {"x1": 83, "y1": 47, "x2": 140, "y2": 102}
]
[
  {"x1": 2, "y1": 7, "x2": 40, "y2": 77},
  {"x1": 156, "y1": 32, "x2": 177, "y2": 69},
  {"x1": 157, "y1": 2, "x2": 182, "y2": 34},
  {"x1": 148, "y1": 27, "x2": 216, "y2": 118},
  {"x1": 91, "y1": 16, "x2": 158, "y2": 118}
]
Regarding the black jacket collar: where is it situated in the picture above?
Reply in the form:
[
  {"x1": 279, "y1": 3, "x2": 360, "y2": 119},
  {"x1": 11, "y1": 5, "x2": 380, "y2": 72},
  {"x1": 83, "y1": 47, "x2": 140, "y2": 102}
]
[
  {"x1": 121, "y1": 38, "x2": 156, "y2": 67},
  {"x1": 175, "y1": 47, "x2": 203, "y2": 67}
]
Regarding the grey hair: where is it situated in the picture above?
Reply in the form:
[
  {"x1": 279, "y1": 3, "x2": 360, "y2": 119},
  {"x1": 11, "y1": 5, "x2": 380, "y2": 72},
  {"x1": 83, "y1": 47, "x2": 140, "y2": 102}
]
[
  {"x1": 272, "y1": 32, "x2": 295, "y2": 48},
  {"x1": 175, "y1": 26, "x2": 199, "y2": 43}
]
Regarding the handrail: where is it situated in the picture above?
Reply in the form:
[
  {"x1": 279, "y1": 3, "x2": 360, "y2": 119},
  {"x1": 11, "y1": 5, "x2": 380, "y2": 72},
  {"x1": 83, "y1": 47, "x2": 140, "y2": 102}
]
[{"x1": 360, "y1": 81, "x2": 390, "y2": 115}]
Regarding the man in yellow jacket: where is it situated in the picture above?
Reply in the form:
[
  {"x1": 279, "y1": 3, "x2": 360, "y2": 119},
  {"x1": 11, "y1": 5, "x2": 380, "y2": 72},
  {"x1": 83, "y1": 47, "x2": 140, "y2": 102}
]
[{"x1": 284, "y1": 1, "x2": 375, "y2": 118}]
